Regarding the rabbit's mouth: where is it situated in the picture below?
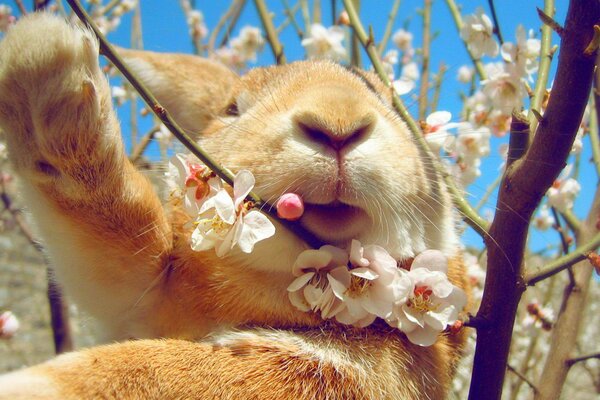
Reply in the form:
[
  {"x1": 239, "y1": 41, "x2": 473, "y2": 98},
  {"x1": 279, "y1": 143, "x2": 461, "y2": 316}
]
[{"x1": 300, "y1": 201, "x2": 370, "y2": 242}]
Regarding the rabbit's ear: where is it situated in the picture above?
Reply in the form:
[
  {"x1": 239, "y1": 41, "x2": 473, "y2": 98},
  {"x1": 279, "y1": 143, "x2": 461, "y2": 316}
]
[{"x1": 118, "y1": 48, "x2": 240, "y2": 137}]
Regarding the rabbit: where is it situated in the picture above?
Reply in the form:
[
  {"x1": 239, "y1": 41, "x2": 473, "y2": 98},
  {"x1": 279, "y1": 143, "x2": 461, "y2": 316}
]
[{"x1": 0, "y1": 12, "x2": 470, "y2": 399}]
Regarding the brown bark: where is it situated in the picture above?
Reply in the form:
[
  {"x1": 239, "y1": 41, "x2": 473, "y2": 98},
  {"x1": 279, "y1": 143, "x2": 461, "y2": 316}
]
[{"x1": 468, "y1": 1, "x2": 600, "y2": 399}]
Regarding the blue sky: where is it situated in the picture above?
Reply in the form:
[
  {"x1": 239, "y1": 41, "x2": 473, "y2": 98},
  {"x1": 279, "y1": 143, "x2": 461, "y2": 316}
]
[{"x1": 98, "y1": 0, "x2": 589, "y2": 254}]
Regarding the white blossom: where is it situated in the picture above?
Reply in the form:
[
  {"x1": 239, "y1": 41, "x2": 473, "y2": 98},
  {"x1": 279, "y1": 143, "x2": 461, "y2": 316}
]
[
  {"x1": 457, "y1": 65, "x2": 475, "y2": 83},
  {"x1": 166, "y1": 153, "x2": 222, "y2": 218},
  {"x1": 301, "y1": 24, "x2": 347, "y2": 61},
  {"x1": 287, "y1": 245, "x2": 349, "y2": 317},
  {"x1": 533, "y1": 205, "x2": 555, "y2": 231},
  {"x1": 387, "y1": 250, "x2": 467, "y2": 347},
  {"x1": 392, "y1": 29, "x2": 413, "y2": 52},
  {"x1": 327, "y1": 241, "x2": 401, "y2": 327},
  {"x1": 231, "y1": 26, "x2": 265, "y2": 62},
  {"x1": 191, "y1": 170, "x2": 275, "y2": 256},
  {"x1": 481, "y1": 62, "x2": 526, "y2": 112},
  {"x1": 460, "y1": 8, "x2": 499, "y2": 58},
  {"x1": 547, "y1": 178, "x2": 580, "y2": 212},
  {"x1": 501, "y1": 25, "x2": 541, "y2": 78}
]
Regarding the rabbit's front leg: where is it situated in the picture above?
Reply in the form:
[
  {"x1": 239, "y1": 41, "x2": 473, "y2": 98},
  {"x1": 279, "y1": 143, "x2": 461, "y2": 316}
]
[{"x1": 0, "y1": 14, "x2": 172, "y2": 339}]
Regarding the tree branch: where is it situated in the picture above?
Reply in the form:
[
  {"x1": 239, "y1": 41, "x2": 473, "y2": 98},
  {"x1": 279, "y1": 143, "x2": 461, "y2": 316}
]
[
  {"x1": 468, "y1": 1, "x2": 600, "y2": 398},
  {"x1": 253, "y1": 0, "x2": 286, "y2": 64},
  {"x1": 525, "y1": 231, "x2": 600, "y2": 286},
  {"x1": 567, "y1": 352, "x2": 600, "y2": 367}
]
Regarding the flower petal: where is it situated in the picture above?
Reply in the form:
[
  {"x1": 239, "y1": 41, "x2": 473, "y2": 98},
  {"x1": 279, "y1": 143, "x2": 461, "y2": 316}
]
[
  {"x1": 411, "y1": 249, "x2": 448, "y2": 274},
  {"x1": 349, "y1": 240, "x2": 369, "y2": 267},
  {"x1": 321, "y1": 245, "x2": 349, "y2": 266},
  {"x1": 406, "y1": 325, "x2": 440, "y2": 347},
  {"x1": 287, "y1": 272, "x2": 315, "y2": 292},
  {"x1": 233, "y1": 170, "x2": 255, "y2": 210},
  {"x1": 292, "y1": 249, "x2": 333, "y2": 276},
  {"x1": 237, "y1": 211, "x2": 275, "y2": 253},
  {"x1": 213, "y1": 189, "x2": 236, "y2": 224},
  {"x1": 327, "y1": 266, "x2": 351, "y2": 300},
  {"x1": 288, "y1": 290, "x2": 311, "y2": 312},
  {"x1": 350, "y1": 268, "x2": 379, "y2": 280}
]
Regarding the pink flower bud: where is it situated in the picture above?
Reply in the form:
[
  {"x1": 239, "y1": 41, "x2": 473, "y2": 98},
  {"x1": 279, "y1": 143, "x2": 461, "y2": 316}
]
[
  {"x1": 276, "y1": 193, "x2": 304, "y2": 221},
  {"x1": 0, "y1": 311, "x2": 19, "y2": 339}
]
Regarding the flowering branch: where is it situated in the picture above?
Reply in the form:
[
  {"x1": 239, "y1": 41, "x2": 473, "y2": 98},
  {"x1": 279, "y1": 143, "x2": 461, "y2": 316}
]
[
  {"x1": 376, "y1": 0, "x2": 401, "y2": 55},
  {"x1": 444, "y1": 0, "x2": 487, "y2": 80},
  {"x1": 468, "y1": 1, "x2": 599, "y2": 398},
  {"x1": 528, "y1": 0, "x2": 557, "y2": 138},
  {"x1": 525, "y1": 231, "x2": 600, "y2": 286},
  {"x1": 65, "y1": 0, "x2": 324, "y2": 249},
  {"x1": 342, "y1": 0, "x2": 490, "y2": 238},
  {"x1": 253, "y1": 0, "x2": 286, "y2": 64}
]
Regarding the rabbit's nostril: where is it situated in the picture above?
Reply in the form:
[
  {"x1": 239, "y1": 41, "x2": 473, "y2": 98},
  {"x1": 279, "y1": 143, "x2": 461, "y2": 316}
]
[{"x1": 294, "y1": 112, "x2": 373, "y2": 152}]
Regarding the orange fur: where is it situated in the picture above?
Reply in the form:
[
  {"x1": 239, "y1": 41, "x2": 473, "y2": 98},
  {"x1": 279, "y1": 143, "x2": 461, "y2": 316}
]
[{"x1": 0, "y1": 13, "x2": 470, "y2": 399}]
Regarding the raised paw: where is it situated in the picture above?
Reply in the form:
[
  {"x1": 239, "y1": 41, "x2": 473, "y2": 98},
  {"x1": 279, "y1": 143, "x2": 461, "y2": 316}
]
[{"x1": 0, "y1": 13, "x2": 118, "y2": 182}]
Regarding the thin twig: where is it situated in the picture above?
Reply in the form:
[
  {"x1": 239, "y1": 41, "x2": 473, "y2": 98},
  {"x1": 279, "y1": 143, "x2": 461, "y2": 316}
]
[
  {"x1": 566, "y1": 352, "x2": 600, "y2": 367},
  {"x1": 13, "y1": 0, "x2": 27, "y2": 15},
  {"x1": 487, "y1": 0, "x2": 504, "y2": 44},
  {"x1": 444, "y1": 0, "x2": 487, "y2": 80},
  {"x1": 475, "y1": 174, "x2": 502, "y2": 211},
  {"x1": 313, "y1": 0, "x2": 321, "y2": 24},
  {"x1": 418, "y1": 0, "x2": 432, "y2": 120},
  {"x1": 208, "y1": 0, "x2": 243, "y2": 52},
  {"x1": 342, "y1": 0, "x2": 489, "y2": 238},
  {"x1": 280, "y1": 0, "x2": 304, "y2": 39},
  {"x1": 254, "y1": 0, "x2": 287, "y2": 64},
  {"x1": 218, "y1": 0, "x2": 247, "y2": 48},
  {"x1": 129, "y1": 126, "x2": 160, "y2": 164},
  {"x1": 507, "y1": 364, "x2": 538, "y2": 394},
  {"x1": 65, "y1": 0, "x2": 322, "y2": 249},
  {"x1": 528, "y1": 0, "x2": 556, "y2": 140},
  {"x1": 526, "y1": 231, "x2": 600, "y2": 286},
  {"x1": 350, "y1": 0, "x2": 362, "y2": 68},
  {"x1": 377, "y1": 0, "x2": 402, "y2": 54},
  {"x1": 430, "y1": 62, "x2": 447, "y2": 113}
]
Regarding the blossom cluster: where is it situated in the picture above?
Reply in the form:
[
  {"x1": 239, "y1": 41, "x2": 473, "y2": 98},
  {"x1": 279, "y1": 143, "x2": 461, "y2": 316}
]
[
  {"x1": 301, "y1": 24, "x2": 347, "y2": 61},
  {"x1": 180, "y1": 0, "x2": 209, "y2": 42},
  {"x1": 212, "y1": 26, "x2": 265, "y2": 70},
  {"x1": 288, "y1": 242, "x2": 467, "y2": 347},
  {"x1": 166, "y1": 154, "x2": 275, "y2": 257}
]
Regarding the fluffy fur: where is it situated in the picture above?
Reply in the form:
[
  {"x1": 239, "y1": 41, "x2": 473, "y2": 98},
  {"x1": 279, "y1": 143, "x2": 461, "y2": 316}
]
[{"x1": 0, "y1": 13, "x2": 469, "y2": 399}]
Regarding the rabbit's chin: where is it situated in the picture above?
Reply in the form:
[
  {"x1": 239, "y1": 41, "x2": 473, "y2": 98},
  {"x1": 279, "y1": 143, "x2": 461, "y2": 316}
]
[{"x1": 299, "y1": 202, "x2": 371, "y2": 244}]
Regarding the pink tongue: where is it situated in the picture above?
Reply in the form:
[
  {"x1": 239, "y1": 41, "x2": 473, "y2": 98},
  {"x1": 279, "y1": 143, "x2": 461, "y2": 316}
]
[{"x1": 276, "y1": 193, "x2": 305, "y2": 221}]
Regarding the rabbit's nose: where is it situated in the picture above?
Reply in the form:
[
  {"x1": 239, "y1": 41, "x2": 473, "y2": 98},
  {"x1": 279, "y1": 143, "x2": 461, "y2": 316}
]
[{"x1": 294, "y1": 111, "x2": 374, "y2": 152}]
